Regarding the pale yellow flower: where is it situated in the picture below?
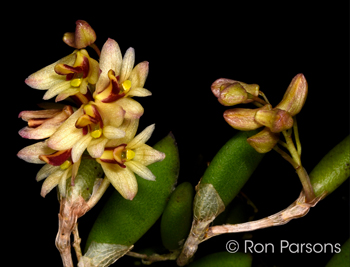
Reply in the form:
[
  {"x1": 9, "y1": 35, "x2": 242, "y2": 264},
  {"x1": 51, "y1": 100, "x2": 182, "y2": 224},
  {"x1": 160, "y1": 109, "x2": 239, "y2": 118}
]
[
  {"x1": 96, "y1": 124, "x2": 165, "y2": 200},
  {"x1": 25, "y1": 49, "x2": 99, "y2": 102}
]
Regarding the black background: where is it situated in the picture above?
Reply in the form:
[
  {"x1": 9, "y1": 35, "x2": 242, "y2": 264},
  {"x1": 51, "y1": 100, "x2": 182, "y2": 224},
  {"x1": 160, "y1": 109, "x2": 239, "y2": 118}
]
[{"x1": 9, "y1": 3, "x2": 349, "y2": 267}]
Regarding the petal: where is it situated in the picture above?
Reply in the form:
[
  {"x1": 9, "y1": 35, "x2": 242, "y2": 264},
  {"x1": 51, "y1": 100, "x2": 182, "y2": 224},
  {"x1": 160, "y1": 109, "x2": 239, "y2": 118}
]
[
  {"x1": 39, "y1": 148, "x2": 72, "y2": 166},
  {"x1": 116, "y1": 98, "x2": 144, "y2": 119},
  {"x1": 127, "y1": 61, "x2": 149, "y2": 89},
  {"x1": 87, "y1": 137, "x2": 109, "y2": 158},
  {"x1": 124, "y1": 161, "x2": 156, "y2": 181},
  {"x1": 133, "y1": 144, "x2": 166, "y2": 166},
  {"x1": 95, "y1": 100, "x2": 125, "y2": 128},
  {"x1": 25, "y1": 52, "x2": 76, "y2": 90},
  {"x1": 99, "y1": 161, "x2": 138, "y2": 200},
  {"x1": 126, "y1": 87, "x2": 152, "y2": 98},
  {"x1": 56, "y1": 88, "x2": 80, "y2": 102},
  {"x1": 71, "y1": 134, "x2": 93, "y2": 162},
  {"x1": 103, "y1": 125, "x2": 126, "y2": 139},
  {"x1": 106, "y1": 118, "x2": 139, "y2": 147},
  {"x1": 36, "y1": 164, "x2": 60, "y2": 181},
  {"x1": 47, "y1": 107, "x2": 84, "y2": 150},
  {"x1": 18, "y1": 109, "x2": 61, "y2": 121},
  {"x1": 87, "y1": 57, "x2": 100, "y2": 85},
  {"x1": 96, "y1": 38, "x2": 123, "y2": 94},
  {"x1": 119, "y1": 47, "x2": 135, "y2": 83},
  {"x1": 127, "y1": 124, "x2": 155, "y2": 150},
  {"x1": 40, "y1": 168, "x2": 65, "y2": 197},
  {"x1": 17, "y1": 141, "x2": 55, "y2": 164},
  {"x1": 18, "y1": 106, "x2": 73, "y2": 140},
  {"x1": 58, "y1": 167, "x2": 72, "y2": 198},
  {"x1": 43, "y1": 80, "x2": 72, "y2": 100}
]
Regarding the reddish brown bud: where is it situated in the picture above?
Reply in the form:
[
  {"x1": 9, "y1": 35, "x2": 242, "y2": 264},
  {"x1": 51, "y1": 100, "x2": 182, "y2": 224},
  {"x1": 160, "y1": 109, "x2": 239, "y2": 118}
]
[
  {"x1": 218, "y1": 82, "x2": 248, "y2": 106},
  {"x1": 247, "y1": 127, "x2": 280, "y2": 153},
  {"x1": 275, "y1": 73, "x2": 308, "y2": 116},
  {"x1": 254, "y1": 108, "x2": 294, "y2": 132},
  {"x1": 63, "y1": 20, "x2": 96, "y2": 49},
  {"x1": 223, "y1": 104, "x2": 272, "y2": 131},
  {"x1": 211, "y1": 78, "x2": 259, "y2": 100}
]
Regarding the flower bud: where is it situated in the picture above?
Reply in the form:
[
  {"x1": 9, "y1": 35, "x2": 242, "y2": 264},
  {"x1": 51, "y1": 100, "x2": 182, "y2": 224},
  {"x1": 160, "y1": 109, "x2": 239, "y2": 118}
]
[
  {"x1": 63, "y1": 20, "x2": 96, "y2": 49},
  {"x1": 218, "y1": 82, "x2": 248, "y2": 106},
  {"x1": 211, "y1": 78, "x2": 259, "y2": 99},
  {"x1": 211, "y1": 78, "x2": 236, "y2": 98},
  {"x1": 275, "y1": 73, "x2": 308, "y2": 116},
  {"x1": 247, "y1": 127, "x2": 280, "y2": 153},
  {"x1": 223, "y1": 104, "x2": 272, "y2": 131},
  {"x1": 254, "y1": 108, "x2": 294, "y2": 132}
]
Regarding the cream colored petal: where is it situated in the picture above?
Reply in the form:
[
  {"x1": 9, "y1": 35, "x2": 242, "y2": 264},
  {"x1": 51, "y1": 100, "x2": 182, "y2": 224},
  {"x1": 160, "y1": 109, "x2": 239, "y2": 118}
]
[
  {"x1": 96, "y1": 38, "x2": 123, "y2": 94},
  {"x1": 25, "y1": 52, "x2": 76, "y2": 90},
  {"x1": 58, "y1": 167, "x2": 72, "y2": 198},
  {"x1": 72, "y1": 134, "x2": 93, "y2": 163},
  {"x1": 133, "y1": 144, "x2": 166, "y2": 166},
  {"x1": 105, "y1": 118, "x2": 139, "y2": 147},
  {"x1": 116, "y1": 98, "x2": 144, "y2": 119},
  {"x1": 99, "y1": 161, "x2": 138, "y2": 200},
  {"x1": 18, "y1": 109, "x2": 61, "y2": 121},
  {"x1": 119, "y1": 47, "x2": 135, "y2": 83},
  {"x1": 103, "y1": 126, "x2": 125, "y2": 140},
  {"x1": 40, "y1": 168, "x2": 65, "y2": 197},
  {"x1": 87, "y1": 137, "x2": 109, "y2": 158},
  {"x1": 43, "y1": 80, "x2": 71, "y2": 100},
  {"x1": 18, "y1": 125, "x2": 58, "y2": 140},
  {"x1": 127, "y1": 124, "x2": 155, "y2": 149},
  {"x1": 124, "y1": 161, "x2": 156, "y2": 181},
  {"x1": 128, "y1": 61, "x2": 149, "y2": 89},
  {"x1": 36, "y1": 164, "x2": 60, "y2": 181},
  {"x1": 126, "y1": 87, "x2": 152, "y2": 98},
  {"x1": 56, "y1": 88, "x2": 80, "y2": 102},
  {"x1": 47, "y1": 107, "x2": 84, "y2": 150},
  {"x1": 17, "y1": 141, "x2": 55, "y2": 164},
  {"x1": 95, "y1": 100, "x2": 125, "y2": 128},
  {"x1": 18, "y1": 107, "x2": 72, "y2": 140}
]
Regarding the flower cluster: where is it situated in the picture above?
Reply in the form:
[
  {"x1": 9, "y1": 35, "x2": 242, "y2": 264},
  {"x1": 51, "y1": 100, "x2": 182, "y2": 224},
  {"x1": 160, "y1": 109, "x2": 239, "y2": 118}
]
[
  {"x1": 211, "y1": 74, "x2": 308, "y2": 153},
  {"x1": 18, "y1": 21, "x2": 165, "y2": 200}
]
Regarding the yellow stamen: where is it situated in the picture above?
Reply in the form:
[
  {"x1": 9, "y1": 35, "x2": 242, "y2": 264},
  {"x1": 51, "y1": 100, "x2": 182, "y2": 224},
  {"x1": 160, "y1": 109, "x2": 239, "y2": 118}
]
[
  {"x1": 91, "y1": 128, "x2": 102, "y2": 138},
  {"x1": 70, "y1": 78, "x2": 82, "y2": 87},
  {"x1": 122, "y1": 149, "x2": 135, "y2": 161},
  {"x1": 121, "y1": 80, "x2": 131, "y2": 92},
  {"x1": 60, "y1": 160, "x2": 72, "y2": 170}
]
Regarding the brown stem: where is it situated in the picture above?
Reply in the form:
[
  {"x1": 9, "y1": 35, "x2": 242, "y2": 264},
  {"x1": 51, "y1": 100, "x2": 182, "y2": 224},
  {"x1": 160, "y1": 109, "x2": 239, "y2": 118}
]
[
  {"x1": 204, "y1": 191, "x2": 326, "y2": 241},
  {"x1": 55, "y1": 199, "x2": 76, "y2": 267},
  {"x1": 72, "y1": 223, "x2": 82, "y2": 262},
  {"x1": 56, "y1": 197, "x2": 90, "y2": 267}
]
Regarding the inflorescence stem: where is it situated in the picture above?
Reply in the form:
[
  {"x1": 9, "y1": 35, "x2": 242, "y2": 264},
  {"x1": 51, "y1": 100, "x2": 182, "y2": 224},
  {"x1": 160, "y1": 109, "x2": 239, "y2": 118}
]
[{"x1": 274, "y1": 119, "x2": 315, "y2": 202}]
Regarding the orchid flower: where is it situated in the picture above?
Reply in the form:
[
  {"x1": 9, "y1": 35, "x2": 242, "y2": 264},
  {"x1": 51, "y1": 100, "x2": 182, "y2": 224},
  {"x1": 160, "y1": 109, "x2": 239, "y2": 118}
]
[
  {"x1": 25, "y1": 49, "x2": 99, "y2": 103},
  {"x1": 96, "y1": 124, "x2": 165, "y2": 200},
  {"x1": 43, "y1": 38, "x2": 151, "y2": 162},
  {"x1": 93, "y1": 38, "x2": 150, "y2": 119}
]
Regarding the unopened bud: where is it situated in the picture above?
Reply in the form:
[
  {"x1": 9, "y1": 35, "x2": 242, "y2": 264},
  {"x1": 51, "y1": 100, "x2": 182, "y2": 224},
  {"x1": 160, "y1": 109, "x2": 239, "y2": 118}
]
[
  {"x1": 275, "y1": 73, "x2": 308, "y2": 116},
  {"x1": 211, "y1": 78, "x2": 259, "y2": 99},
  {"x1": 211, "y1": 78, "x2": 236, "y2": 98},
  {"x1": 254, "y1": 108, "x2": 294, "y2": 133},
  {"x1": 223, "y1": 104, "x2": 272, "y2": 131},
  {"x1": 63, "y1": 20, "x2": 96, "y2": 49},
  {"x1": 218, "y1": 82, "x2": 248, "y2": 106},
  {"x1": 247, "y1": 127, "x2": 279, "y2": 153}
]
